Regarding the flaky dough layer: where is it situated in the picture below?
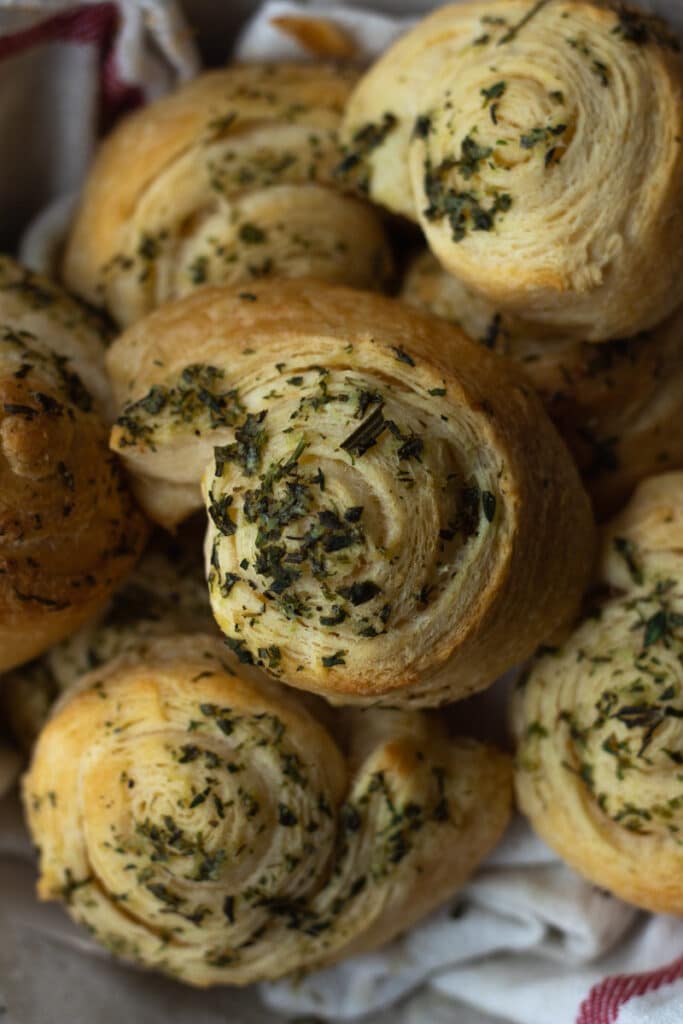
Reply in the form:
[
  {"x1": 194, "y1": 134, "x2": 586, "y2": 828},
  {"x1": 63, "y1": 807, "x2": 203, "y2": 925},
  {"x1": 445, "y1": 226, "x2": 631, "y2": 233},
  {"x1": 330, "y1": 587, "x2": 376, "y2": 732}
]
[
  {"x1": 24, "y1": 632, "x2": 512, "y2": 985},
  {"x1": 513, "y1": 472, "x2": 683, "y2": 914},
  {"x1": 402, "y1": 250, "x2": 683, "y2": 518},
  {"x1": 107, "y1": 278, "x2": 594, "y2": 706},
  {"x1": 63, "y1": 63, "x2": 393, "y2": 327},
  {"x1": 341, "y1": 1, "x2": 683, "y2": 340}
]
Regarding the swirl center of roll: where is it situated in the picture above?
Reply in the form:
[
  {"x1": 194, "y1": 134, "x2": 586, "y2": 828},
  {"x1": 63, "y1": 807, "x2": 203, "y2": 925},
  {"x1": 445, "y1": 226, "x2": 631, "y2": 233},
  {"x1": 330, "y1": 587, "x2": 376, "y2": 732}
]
[
  {"x1": 77, "y1": 694, "x2": 341, "y2": 942},
  {"x1": 412, "y1": 66, "x2": 579, "y2": 246},
  {"x1": 204, "y1": 365, "x2": 499, "y2": 682}
]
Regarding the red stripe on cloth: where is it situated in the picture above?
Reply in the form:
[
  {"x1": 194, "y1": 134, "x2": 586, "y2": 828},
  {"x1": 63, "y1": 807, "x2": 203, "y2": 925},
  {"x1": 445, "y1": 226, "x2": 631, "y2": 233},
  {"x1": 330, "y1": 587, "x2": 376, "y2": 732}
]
[
  {"x1": 577, "y1": 954, "x2": 683, "y2": 1024},
  {"x1": 0, "y1": 3, "x2": 143, "y2": 126}
]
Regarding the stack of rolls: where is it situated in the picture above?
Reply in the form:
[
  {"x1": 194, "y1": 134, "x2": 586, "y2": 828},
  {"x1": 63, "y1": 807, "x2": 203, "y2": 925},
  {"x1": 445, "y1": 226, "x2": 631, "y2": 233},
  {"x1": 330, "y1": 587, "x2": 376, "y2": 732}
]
[
  {"x1": 0, "y1": 0, "x2": 682, "y2": 995},
  {"x1": 340, "y1": 0, "x2": 683, "y2": 516},
  {"x1": 63, "y1": 63, "x2": 394, "y2": 328},
  {"x1": 5, "y1": 252, "x2": 595, "y2": 984}
]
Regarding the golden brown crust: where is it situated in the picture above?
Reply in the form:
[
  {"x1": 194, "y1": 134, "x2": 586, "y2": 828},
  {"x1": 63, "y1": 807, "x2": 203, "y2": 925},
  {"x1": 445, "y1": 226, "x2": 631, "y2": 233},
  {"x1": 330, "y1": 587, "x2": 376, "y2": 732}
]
[
  {"x1": 107, "y1": 277, "x2": 594, "y2": 706},
  {"x1": 340, "y1": 1, "x2": 683, "y2": 340},
  {"x1": 512, "y1": 472, "x2": 683, "y2": 914},
  {"x1": 23, "y1": 632, "x2": 512, "y2": 985},
  {"x1": 63, "y1": 64, "x2": 393, "y2": 326},
  {"x1": 402, "y1": 250, "x2": 683, "y2": 518},
  {"x1": 0, "y1": 256, "x2": 148, "y2": 673}
]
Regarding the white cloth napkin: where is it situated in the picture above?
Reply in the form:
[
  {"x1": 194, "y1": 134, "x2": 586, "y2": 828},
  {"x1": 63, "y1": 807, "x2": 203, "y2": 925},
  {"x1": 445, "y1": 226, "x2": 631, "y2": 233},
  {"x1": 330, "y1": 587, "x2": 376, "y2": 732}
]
[
  {"x1": 234, "y1": 0, "x2": 415, "y2": 61},
  {"x1": 0, "y1": 788, "x2": 640, "y2": 1024},
  {"x1": 261, "y1": 815, "x2": 639, "y2": 1023}
]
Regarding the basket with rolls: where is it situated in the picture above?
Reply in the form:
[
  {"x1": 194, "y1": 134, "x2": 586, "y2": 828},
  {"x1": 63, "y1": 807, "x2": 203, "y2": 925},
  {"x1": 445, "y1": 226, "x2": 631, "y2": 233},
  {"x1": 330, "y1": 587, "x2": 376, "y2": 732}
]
[{"x1": 2, "y1": 0, "x2": 683, "y2": 1001}]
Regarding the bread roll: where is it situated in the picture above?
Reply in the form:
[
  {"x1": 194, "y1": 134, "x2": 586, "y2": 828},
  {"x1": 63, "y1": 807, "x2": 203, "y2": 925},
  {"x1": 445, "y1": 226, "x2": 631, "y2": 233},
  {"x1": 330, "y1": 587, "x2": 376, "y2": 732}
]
[
  {"x1": 24, "y1": 633, "x2": 512, "y2": 985},
  {"x1": 0, "y1": 256, "x2": 147, "y2": 672},
  {"x1": 63, "y1": 64, "x2": 393, "y2": 327},
  {"x1": 340, "y1": 1, "x2": 683, "y2": 340},
  {"x1": 402, "y1": 250, "x2": 683, "y2": 518},
  {"x1": 107, "y1": 277, "x2": 594, "y2": 706},
  {"x1": 512, "y1": 472, "x2": 683, "y2": 914}
]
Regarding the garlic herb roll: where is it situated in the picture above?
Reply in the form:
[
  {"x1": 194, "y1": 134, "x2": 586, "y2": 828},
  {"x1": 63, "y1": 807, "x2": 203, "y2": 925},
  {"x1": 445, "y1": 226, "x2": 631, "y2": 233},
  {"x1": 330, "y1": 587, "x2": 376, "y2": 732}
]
[
  {"x1": 340, "y1": 1, "x2": 683, "y2": 339},
  {"x1": 0, "y1": 256, "x2": 147, "y2": 672},
  {"x1": 24, "y1": 634, "x2": 512, "y2": 985},
  {"x1": 107, "y1": 279, "x2": 594, "y2": 706},
  {"x1": 513, "y1": 472, "x2": 683, "y2": 914},
  {"x1": 402, "y1": 251, "x2": 683, "y2": 518},
  {"x1": 63, "y1": 64, "x2": 393, "y2": 328}
]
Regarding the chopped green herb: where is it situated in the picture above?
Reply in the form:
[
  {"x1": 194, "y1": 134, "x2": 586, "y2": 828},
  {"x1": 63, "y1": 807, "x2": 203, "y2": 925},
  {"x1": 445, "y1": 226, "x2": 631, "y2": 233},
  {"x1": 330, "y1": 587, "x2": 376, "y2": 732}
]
[
  {"x1": 423, "y1": 157, "x2": 512, "y2": 242},
  {"x1": 208, "y1": 492, "x2": 237, "y2": 536},
  {"x1": 224, "y1": 636, "x2": 255, "y2": 665},
  {"x1": 498, "y1": 0, "x2": 551, "y2": 46},
  {"x1": 239, "y1": 223, "x2": 266, "y2": 244},
  {"x1": 322, "y1": 650, "x2": 347, "y2": 668},
  {"x1": 340, "y1": 403, "x2": 386, "y2": 457},
  {"x1": 334, "y1": 112, "x2": 398, "y2": 191},
  {"x1": 413, "y1": 114, "x2": 432, "y2": 139},
  {"x1": 391, "y1": 346, "x2": 415, "y2": 367},
  {"x1": 614, "y1": 537, "x2": 644, "y2": 586},
  {"x1": 214, "y1": 410, "x2": 268, "y2": 478},
  {"x1": 338, "y1": 581, "x2": 382, "y2": 606},
  {"x1": 278, "y1": 804, "x2": 298, "y2": 827},
  {"x1": 482, "y1": 491, "x2": 496, "y2": 522},
  {"x1": 481, "y1": 81, "x2": 506, "y2": 105}
]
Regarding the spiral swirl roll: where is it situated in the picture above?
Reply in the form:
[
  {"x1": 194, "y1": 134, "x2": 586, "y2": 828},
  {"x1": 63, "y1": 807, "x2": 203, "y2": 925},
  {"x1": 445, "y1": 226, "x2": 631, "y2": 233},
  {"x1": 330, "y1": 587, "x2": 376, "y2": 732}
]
[
  {"x1": 340, "y1": 1, "x2": 683, "y2": 340},
  {"x1": 402, "y1": 250, "x2": 683, "y2": 518},
  {"x1": 24, "y1": 633, "x2": 512, "y2": 984},
  {"x1": 63, "y1": 63, "x2": 393, "y2": 328},
  {"x1": 106, "y1": 278, "x2": 594, "y2": 706},
  {"x1": 513, "y1": 472, "x2": 683, "y2": 913},
  {"x1": 0, "y1": 256, "x2": 147, "y2": 673}
]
